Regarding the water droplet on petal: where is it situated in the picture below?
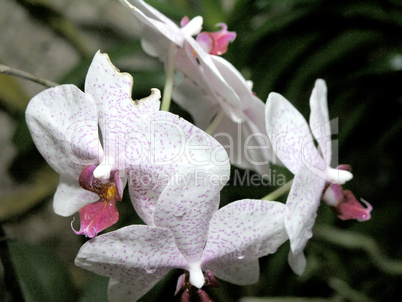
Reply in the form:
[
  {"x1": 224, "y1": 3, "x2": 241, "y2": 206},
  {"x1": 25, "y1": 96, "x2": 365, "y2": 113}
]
[
  {"x1": 174, "y1": 209, "x2": 186, "y2": 220},
  {"x1": 256, "y1": 243, "x2": 263, "y2": 254},
  {"x1": 145, "y1": 267, "x2": 157, "y2": 274}
]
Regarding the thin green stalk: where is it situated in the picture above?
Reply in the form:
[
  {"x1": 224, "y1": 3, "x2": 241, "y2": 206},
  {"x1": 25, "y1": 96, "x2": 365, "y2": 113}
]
[
  {"x1": 160, "y1": 43, "x2": 176, "y2": 112},
  {"x1": 205, "y1": 110, "x2": 225, "y2": 135},
  {"x1": 262, "y1": 178, "x2": 293, "y2": 201},
  {"x1": 315, "y1": 225, "x2": 402, "y2": 276},
  {"x1": 0, "y1": 64, "x2": 58, "y2": 88}
]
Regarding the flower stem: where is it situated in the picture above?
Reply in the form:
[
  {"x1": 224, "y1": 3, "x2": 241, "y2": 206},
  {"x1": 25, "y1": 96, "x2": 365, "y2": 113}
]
[
  {"x1": 262, "y1": 178, "x2": 293, "y2": 201},
  {"x1": 205, "y1": 110, "x2": 225, "y2": 135},
  {"x1": 0, "y1": 64, "x2": 58, "y2": 88},
  {"x1": 160, "y1": 43, "x2": 176, "y2": 112}
]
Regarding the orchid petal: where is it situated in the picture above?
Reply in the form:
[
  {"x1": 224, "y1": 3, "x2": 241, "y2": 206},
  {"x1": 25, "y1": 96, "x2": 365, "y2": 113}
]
[
  {"x1": 309, "y1": 79, "x2": 331, "y2": 166},
  {"x1": 75, "y1": 225, "x2": 187, "y2": 301},
  {"x1": 85, "y1": 51, "x2": 136, "y2": 173},
  {"x1": 285, "y1": 167, "x2": 326, "y2": 255},
  {"x1": 322, "y1": 183, "x2": 344, "y2": 207},
  {"x1": 154, "y1": 175, "x2": 222, "y2": 263},
  {"x1": 209, "y1": 55, "x2": 253, "y2": 111},
  {"x1": 26, "y1": 84, "x2": 101, "y2": 180},
  {"x1": 204, "y1": 259, "x2": 260, "y2": 286},
  {"x1": 181, "y1": 16, "x2": 203, "y2": 37},
  {"x1": 72, "y1": 199, "x2": 119, "y2": 238},
  {"x1": 121, "y1": 0, "x2": 184, "y2": 49},
  {"x1": 172, "y1": 77, "x2": 220, "y2": 129},
  {"x1": 203, "y1": 199, "x2": 287, "y2": 263},
  {"x1": 128, "y1": 111, "x2": 230, "y2": 227},
  {"x1": 179, "y1": 38, "x2": 244, "y2": 123},
  {"x1": 53, "y1": 176, "x2": 99, "y2": 216},
  {"x1": 288, "y1": 250, "x2": 307, "y2": 275},
  {"x1": 265, "y1": 92, "x2": 323, "y2": 175},
  {"x1": 214, "y1": 96, "x2": 277, "y2": 175},
  {"x1": 196, "y1": 32, "x2": 214, "y2": 54}
]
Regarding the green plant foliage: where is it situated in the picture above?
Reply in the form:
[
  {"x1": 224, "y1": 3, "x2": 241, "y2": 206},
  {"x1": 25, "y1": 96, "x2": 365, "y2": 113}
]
[{"x1": 8, "y1": 240, "x2": 77, "y2": 302}]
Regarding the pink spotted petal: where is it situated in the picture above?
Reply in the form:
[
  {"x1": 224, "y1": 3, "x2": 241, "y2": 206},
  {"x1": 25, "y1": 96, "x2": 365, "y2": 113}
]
[
  {"x1": 335, "y1": 190, "x2": 372, "y2": 221},
  {"x1": 75, "y1": 225, "x2": 187, "y2": 301},
  {"x1": 203, "y1": 199, "x2": 287, "y2": 262},
  {"x1": 128, "y1": 110, "x2": 230, "y2": 227},
  {"x1": 25, "y1": 84, "x2": 101, "y2": 180},
  {"x1": 204, "y1": 259, "x2": 260, "y2": 286},
  {"x1": 202, "y1": 200, "x2": 287, "y2": 284},
  {"x1": 154, "y1": 180, "x2": 221, "y2": 263},
  {"x1": 72, "y1": 200, "x2": 119, "y2": 238},
  {"x1": 265, "y1": 92, "x2": 324, "y2": 175},
  {"x1": 285, "y1": 167, "x2": 326, "y2": 255}
]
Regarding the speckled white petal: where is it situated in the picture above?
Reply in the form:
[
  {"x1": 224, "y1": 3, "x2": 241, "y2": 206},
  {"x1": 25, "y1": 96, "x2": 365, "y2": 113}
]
[
  {"x1": 127, "y1": 111, "x2": 230, "y2": 227},
  {"x1": 85, "y1": 51, "x2": 134, "y2": 171},
  {"x1": 154, "y1": 173, "x2": 222, "y2": 263},
  {"x1": 265, "y1": 92, "x2": 322, "y2": 175},
  {"x1": 202, "y1": 199, "x2": 287, "y2": 263},
  {"x1": 204, "y1": 259, "x2": 260, "y2": 286},
  {"x1": 53, "y1": 175, "x2": 99, "y2": 216},
  {"x1": 75, "y1": 225, "x2": 187, "y2": 301},
  {"x1": 309, "y1": 79, "x2": 331, "y2": 166},
  {"x1": 26, "y1": 84, "x2": 101, "y2": 179},
  {"x1": 284, "y1": 167, "x2": 326, "y2": 255},
  {"x1": 86, "y1": 52, "x2": 162, "y2": 175}
]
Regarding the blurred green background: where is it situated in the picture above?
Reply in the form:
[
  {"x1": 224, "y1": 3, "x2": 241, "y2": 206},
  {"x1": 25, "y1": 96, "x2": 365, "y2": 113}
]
[{"x1": 0, "y1": 0, "x2": 401, "y2": 301}]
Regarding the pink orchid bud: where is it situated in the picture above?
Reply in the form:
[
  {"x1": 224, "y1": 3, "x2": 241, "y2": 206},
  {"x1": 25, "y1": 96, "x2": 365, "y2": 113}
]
[
  {"x1": 323, "y1": 184, "x2": 372, "y2": 222},
  {"x1": 196, "y1": 23, "x2": 236, "y2": 55},
  {"x1": 181, "y1": 16, "x2": 190, "y2": 27}
]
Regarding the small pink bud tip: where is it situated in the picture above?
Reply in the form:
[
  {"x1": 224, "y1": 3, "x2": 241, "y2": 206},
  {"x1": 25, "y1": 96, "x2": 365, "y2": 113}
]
[
  {"x1": 336, "y1": 190, "x2": 372, "y2": 221},
  {"x1": 181, "y1": 16, "x2": 190, "y2": 27},
  {"x1": 336, "y1": 164, "x2": 352, "y2": 172},
  {"x1": 196, "y1": 23, "x2": 236, "y2": 55}
]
